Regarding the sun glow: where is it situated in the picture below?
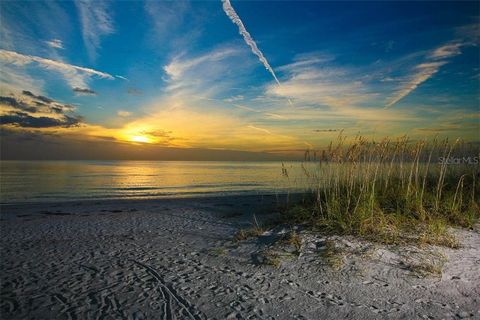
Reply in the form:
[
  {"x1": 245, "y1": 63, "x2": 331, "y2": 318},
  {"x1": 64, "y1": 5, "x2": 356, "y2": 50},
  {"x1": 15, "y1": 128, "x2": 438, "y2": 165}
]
[{"x1": 131, "y1": 135, "x2": 151, "y2": 143}]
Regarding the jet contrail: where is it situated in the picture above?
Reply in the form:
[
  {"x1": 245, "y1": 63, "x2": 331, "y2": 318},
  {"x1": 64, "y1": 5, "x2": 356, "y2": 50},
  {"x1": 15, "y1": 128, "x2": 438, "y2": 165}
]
[{"x1": 221, "y1": 0, "x2": 281, "y2": 86}]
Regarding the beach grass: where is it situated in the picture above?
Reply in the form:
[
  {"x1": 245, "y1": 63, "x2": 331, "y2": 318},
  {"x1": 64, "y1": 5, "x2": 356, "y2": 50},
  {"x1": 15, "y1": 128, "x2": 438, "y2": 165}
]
[{"x1": 277, "y1": 135, "x2": 479, "y2": 247}]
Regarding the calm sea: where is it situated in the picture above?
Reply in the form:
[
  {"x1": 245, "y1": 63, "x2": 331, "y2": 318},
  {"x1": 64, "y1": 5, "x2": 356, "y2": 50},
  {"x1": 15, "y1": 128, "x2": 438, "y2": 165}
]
[{"x1": 0, "y1": 161, "x2": 310, "y2": 204}]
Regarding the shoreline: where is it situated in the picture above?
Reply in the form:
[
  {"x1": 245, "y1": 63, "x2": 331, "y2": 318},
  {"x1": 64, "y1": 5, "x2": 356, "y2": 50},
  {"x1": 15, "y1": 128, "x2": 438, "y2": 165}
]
[
  {"x1": 0, "y1": 193, "x2": 297, "y2": 219},
  {"x1": 1, "y1": 194, "x2": 479, "y2": 319},
  {"x1": 0, "y1": 191, "x2": 290, "y2": 206}
]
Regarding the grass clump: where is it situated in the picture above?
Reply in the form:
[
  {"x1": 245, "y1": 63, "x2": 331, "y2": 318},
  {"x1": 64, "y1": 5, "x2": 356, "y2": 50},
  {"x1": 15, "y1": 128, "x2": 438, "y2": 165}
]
[
  {"x1": 286, "y1": 231, "x2": 302, "y2": 252},
  {"x1": 404, "y1": 261, "x2": 444, "y2": 277},
  {"x1": 263, "y1": 252, "x2": 281, "y2": 268},
  {"x1": 320, "y1": 240, "x2": 344, "y2": 269},
  {"x1": 209, "y1": 247, "x2": 227, "y2": 256},
  {"x1": 233, "y1": 227, "x2": 264, "y2": 241},
  {"x1": 279, "y1": 135, "x2": 479, "y2": 247},
  {"x1": 234, "y1": 214, "x2": 266, "y2": 241},
  {"x1": 401, "y1": 251, "x2": 447, "y2": 277}
]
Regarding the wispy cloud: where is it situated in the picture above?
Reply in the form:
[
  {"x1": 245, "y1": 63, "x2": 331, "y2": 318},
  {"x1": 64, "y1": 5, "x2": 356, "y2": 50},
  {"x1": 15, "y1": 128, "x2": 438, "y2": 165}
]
[
  {"x1": 74, "y1": 0, "x2": 114, "y2": 61},
  {"x1": 117, "y1": 110, "x2": 131, "y2": 117},
  {"x1": 265, "y1": 52, "x2": 417, "y2": 123},
  {"x1": 266, "y1": 56, "x2": 370, "y2": 109},
  {"x1": 0, "y1": 49, "x2": 114, "y2": 89},
  {"x1": 385, "y1": 61, "x2": 447, "y2": 108},
  {"x1": 247, "y1": 125, "x2": 271, "y2": 134},
  {"x1": 385, "y1": 42, "x2": 464, "y2": 108},
  {"x1": 162, "y1": 46, "x2": 254, "y2": 100},
  {"x1": 144, "y1": 0, "x2": 189, "y2": 42},
  {"x1": 429, "y1": 43, "x2": 462, "y2": 60},
  {"x1": 277, "y1": 52, "x2": 334, "y2": 73},
  {"x1": 164, "y1": 48, "x2": 238, "y2": 82},
  {"x1": 221, "y1": 0, "x2": 280, "y2": 85},
  {"x1": 0, "y1": 64, "x2": 45, "y2": 94},
  {"x1": 44, "y1": 39, "x2": 64, "y2": 50}
]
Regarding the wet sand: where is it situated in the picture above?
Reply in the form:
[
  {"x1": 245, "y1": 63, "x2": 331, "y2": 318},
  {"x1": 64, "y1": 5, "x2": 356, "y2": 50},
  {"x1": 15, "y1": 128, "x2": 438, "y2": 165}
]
[{"x1": 1, "y1": 195, "x2": 479, "y2": 319}]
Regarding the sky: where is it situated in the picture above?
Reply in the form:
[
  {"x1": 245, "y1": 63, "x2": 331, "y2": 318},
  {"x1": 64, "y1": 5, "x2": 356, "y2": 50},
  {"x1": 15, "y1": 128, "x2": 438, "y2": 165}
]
[{"x1": 0, "y1": 0, "x2": 479, "y2": 160}]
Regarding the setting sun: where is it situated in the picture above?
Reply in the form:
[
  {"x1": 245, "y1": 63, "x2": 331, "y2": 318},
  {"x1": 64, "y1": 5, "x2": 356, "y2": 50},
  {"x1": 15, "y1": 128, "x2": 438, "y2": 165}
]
[{"x1": 131, "y1": 135, "x2": 151, "y2": 143}]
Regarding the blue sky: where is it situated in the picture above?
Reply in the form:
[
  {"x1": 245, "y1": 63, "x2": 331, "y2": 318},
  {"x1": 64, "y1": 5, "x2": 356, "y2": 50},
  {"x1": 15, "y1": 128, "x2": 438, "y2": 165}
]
[{"x1": 0, "y1": 0, "x2": 479, "y2": 158}]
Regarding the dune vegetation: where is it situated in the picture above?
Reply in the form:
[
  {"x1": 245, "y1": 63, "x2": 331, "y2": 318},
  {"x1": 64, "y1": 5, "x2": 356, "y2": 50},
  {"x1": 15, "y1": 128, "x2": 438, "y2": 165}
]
[{"x1": 276, "y1": 135, "x2": 479, "y2": 247}]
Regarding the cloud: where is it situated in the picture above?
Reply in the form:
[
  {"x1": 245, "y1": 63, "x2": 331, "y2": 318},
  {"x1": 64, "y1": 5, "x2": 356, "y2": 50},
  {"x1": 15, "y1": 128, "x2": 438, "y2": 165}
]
[
  {"x1": 221, "y1": 0, "x2": 281, "y2": 85},
  {"x1": 0, "y1": 96, "x2": 37, "y2": 113},
  {"x1": 0, "y1": 111, "x2": 80, "y2": 128},
  {"x1": 0, "y1": 50, "x2": 113, "y2": 79},
  {"x1": 164, "y1": 47, "x2": 238, "y2": 81},
  {"x1": 1, "y1": 90, "x2": 82, "y2": 129},
  {"x1": 162, "y1": 46, "x2": 253, "y2": 98},
  {"x1": 22, "y1": 90, "x2": 53, "y2": 103},
  {"x1": 266, "y1": 61, "x2": 369, "y2": 109},
  {"x1": 429, "y1": 43, "x2": 462, "y2": 60},
  {"x1": 0, "y1": 64, "x2": 45, "y2": 94},
  {"x1": 121, "y1": 94, "x2": 301, "y2": 151},
  {"x1": 386, "y1": 42, "x2": 466, "y2": 108},
  {"x1": 115, "y1": 75, "x2": 128, "y2": 81},
  {"x1": 247, "y1": 125, "x2": 271, "y2": 135},
  {"x1": 45, "y1": 39, "x2": 64, "y2": 49},
  {"x1": 0, "y1": 127, "x2": 56, "y2": 142},
  {"x1": 1, "y1": 91, "x2": 76, "y2": 116},
  {"x1": 313, "y1": 129, "x2": 339, "y2": 132},
  {"x1": 264, "y1": 52, "x2": 417, "y2": 123},
  {"x1": 224, "y1": 95, "x2": 244, "y2": 102},
  {"x1": 117, "y1": 110, "x2": 131, "y2": 117},
  {"x1": 74, "y1": 0, "x2": 114, "y2": 61},
  {"x1": 127, "y1": 88, "x2": 142, "y2": 96},
  {"x1": 385, "y1": 54, "x2": 462, "y2": 108},
  {"x1": 143, "y1": 129, "x2": 172, "y2": 138},
  {"x1": 276, "y1": 52, "x2": 334, "y2": 73},
  {"x1": 0, "y1": 49, "x2": 114, "y2": 89},
  {"x1": 73, "y1": 87, "x2": 97, "y2": 95},
  {"x1": 385, "y1": 61, "x2": 447, "y2": 108},
  {"x1": 144, "y1": 0, "x2": 189, "y2": 42}
]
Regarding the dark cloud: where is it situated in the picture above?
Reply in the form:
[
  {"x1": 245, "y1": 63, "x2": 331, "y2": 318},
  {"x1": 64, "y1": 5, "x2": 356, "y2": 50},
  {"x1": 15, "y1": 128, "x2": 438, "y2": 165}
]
[
  {"x1": 2, "y1": 92, "x2": 77, "y2": 118},
  {"x1": 0, "y1": 127, "x2": 58, "y2": 142},
  {"x1": 36, "y1": 95, "x2": 54, "y2": 103},
  {"x1": 0, "y1": 111, "x2": 81, "y2": 128},
  {"x1": 91, "y1": 135, "x2": 117, "y2": 141},
  {"x1": 1, "y1": 132, "x2": 298, "y2": 161},
  {"x1": 2, "y1": 91, "x2": 83, "y2": 129},
  {"x1": 21, "y1": 90, "x2": 36, "y2": 98},
  {"x1": 313, "y1": 129, "x2": 338, "y2": 132},
  {"x1": 22, "y1": 90, "x2": 53, "y2": 103},
  {"x1": 73, "y1": 87, "x2": 97, "y2": 95},
  {"x1": 50, "y1": 106, "x2": 64, "y2": 114},
  {"x1": 0, "y1": 96, "x2": 38, "y2": 113}
]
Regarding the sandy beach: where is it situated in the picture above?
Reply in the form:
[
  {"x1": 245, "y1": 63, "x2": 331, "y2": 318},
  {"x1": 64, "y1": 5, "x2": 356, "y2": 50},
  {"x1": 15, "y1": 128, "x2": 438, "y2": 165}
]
[{"x1": 1, "y1": 195, "x2": 479, "y2": 319}]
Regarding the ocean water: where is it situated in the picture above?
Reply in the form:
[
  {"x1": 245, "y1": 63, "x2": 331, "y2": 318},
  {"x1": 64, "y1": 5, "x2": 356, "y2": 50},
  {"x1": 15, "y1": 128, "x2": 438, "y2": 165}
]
[{"x1": 0, "y1": 161, "x2": 310, "y2": 204}]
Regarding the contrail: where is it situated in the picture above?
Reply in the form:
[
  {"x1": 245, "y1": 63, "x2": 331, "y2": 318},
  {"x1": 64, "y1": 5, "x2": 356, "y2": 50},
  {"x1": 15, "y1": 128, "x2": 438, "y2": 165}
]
[{"x1": 221, "y1": 0, "x2": 281, "y2": 86}]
